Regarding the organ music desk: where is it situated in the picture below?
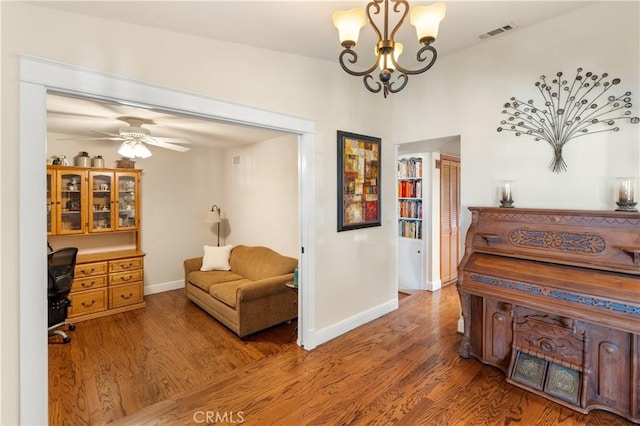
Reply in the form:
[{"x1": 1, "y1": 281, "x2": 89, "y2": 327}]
[{"x1": 457, "y1": 207, "x2": 640, "y2": 423}]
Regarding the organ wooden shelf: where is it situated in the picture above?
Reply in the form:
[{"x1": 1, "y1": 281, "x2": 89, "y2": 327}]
[{"x1": 457, "y1": 207, "x2": 640, "y2": 423}]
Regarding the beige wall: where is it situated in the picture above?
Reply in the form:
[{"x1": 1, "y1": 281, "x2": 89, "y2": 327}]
[
  {"x1": 223, "y1": 134, "x2": 299, "y2": 258},
  {"x1": 2, "y1": 3, "x2": 391, "y2": 423},
  {"x1": 2, "y1": 1, "x2": 639, "y2": 424}
]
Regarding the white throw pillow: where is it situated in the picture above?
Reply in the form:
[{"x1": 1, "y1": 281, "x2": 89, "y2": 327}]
[{"x1": 200, "y1": 245, "x2": 233, "y2": 271}]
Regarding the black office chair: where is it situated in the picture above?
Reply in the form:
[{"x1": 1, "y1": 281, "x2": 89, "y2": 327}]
[{"x1": 48, "y1": 247, "x2": 78, "y2": 343}]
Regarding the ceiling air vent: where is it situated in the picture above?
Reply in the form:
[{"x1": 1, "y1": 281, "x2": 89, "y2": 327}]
[{"x1": 479, "y1": 23, "x2": 515, "y2": 39}]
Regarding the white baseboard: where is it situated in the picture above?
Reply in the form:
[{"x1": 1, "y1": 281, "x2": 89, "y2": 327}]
[
  {"x1": 457, "y1": 316, "x2": 464, "y2": 334},
  {"x1": 303, "y1": 297, "x2": 398, "y2": 350},
  {"x1": 425, "y1": 279, "x2": 442, "y2": 292},
  {"x1": 144, "y1": 279, "x2": 183, "y2": 295}
]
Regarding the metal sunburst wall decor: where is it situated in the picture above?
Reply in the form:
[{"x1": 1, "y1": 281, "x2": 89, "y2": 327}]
[{"x1": 497, "y1": 68, "x2": 639, "y2": 173}]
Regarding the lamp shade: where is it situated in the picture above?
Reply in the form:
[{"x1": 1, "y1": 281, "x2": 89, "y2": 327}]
[
  {"x1": 410, "y1": 2, "x2": 446, "y2": 43},
  {"x1": 133, "y1": 142, "x2": 152, "y2": 159},
  {"x1": 203, "y1": 210, "x2": 221, "y2": 224},
  {"x1": 377, "y1": 42, "x2": 403, "y2": 70},
  {"x1": 332, "y1": 8, "x2": 366, "y2": 47},
  {"x1": 118, "y1": 141, "x2": 136, "y2": 158},
  {"x1": 118, "y1": 140, "x2": 152, "y2": 159}
]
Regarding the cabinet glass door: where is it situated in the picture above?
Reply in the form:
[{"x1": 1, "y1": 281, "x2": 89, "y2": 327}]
[
  {"x1": 88, "y1": 172, "x2": 114, "y2": 232},
  {"x1": 57, "y1": 171, "x2": 86, "y2": 234},
  {"x1": 116, "y1": 172, "x2": 138, "y2": 230},
  {"x1": 47, "y1": 169, "x2": 56, "y2": 235}
]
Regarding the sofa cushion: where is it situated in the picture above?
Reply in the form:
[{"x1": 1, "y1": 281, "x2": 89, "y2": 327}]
[
  {"x1": 188, "y1": 270, "x2": 243, "y2": 292},
  {"x1": 229, "y1": 245, "x2": 297, "y2": 281},
  {"x1": 201, "y1": 244, "x2": 234, "y2": 271},
  {"x1": 208, "y1": 279, "x2": 252, "y2": 308}
]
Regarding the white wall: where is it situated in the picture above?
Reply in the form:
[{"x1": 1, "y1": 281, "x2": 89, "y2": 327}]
[
  {"x1": 223, "y1": 134, "x2": 299, "y2": 258},
  {"x1": 2, "y1": 3, "x2": 391, "y2": 423},
  {"x1": 393, "y1": 2, "x2": 640, "y2": 239}
]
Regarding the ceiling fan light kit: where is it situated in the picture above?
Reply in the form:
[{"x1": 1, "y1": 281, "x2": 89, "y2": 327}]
[
  {"x1": 332, "y1": 0, "x2": 446, "y2": 98},
  {"x1": 118, "y1": 140, "x2": 152, "y2": 159},
  {"x1": 57, "y1": 115, "x2": 193, "y2": 159}
]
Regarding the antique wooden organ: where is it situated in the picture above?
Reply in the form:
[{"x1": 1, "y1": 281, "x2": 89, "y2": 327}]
[{"x1": 457, "y1": 207, "x2": 640, "y2": 423}]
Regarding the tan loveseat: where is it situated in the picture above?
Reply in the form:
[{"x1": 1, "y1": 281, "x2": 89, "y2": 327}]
[{"x1": 184, "y1": 245, "x2": 298, "y2": 337}]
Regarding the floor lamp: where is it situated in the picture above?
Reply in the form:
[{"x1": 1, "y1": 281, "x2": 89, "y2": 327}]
[{"x1": 203, "y1": 204, "x2": 221, "y2": 246}]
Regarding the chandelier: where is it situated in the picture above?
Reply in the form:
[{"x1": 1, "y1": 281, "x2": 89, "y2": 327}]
[
  {"x1": 332, "y1": 1, "x2": 446, "y2": 98},
  {"x1": 117, "y1": 139, "x2": 152, "y2": 159}
]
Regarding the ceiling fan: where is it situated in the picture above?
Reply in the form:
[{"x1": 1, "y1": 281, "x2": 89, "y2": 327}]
[{"x1": 58, "y1": 116, "x2": 192, "y2": 158}]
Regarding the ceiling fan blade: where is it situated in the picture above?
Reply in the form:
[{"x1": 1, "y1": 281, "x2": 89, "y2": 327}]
[
  {"x1": 56, "y1": 136, "x2": 123, "y2": 141},
  {"x1": 92, "y1": 130, "x2": 123, "y2": 137},
  {"x1": 147, "y1": 140, "x2": 191, "y2": 152},
  {"x1": 149, "y1": 136, "x2": 193, "y2": 144}
]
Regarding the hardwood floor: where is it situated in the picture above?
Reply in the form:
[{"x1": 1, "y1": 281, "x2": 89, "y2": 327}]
[{"x1": 49, "y1": 286, "x2": 633, "y2": 425}]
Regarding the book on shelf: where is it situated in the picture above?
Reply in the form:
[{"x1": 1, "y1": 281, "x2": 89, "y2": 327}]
[
  {"x1": 398, "y1": 157, "x2": 423, "y2": 179},
  {"x1": 398, "y1": 219, "x2": 423, "y2": 239}
]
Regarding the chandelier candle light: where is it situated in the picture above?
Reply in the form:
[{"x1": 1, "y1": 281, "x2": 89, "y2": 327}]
[{"x1": 332, "y1": 1, "x2": 446, "y2": 98}]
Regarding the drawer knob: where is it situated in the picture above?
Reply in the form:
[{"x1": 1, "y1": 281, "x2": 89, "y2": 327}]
[
  {"x1": 81, "y1": 281, "x2": 95, "y2": 288},
  {"x1": 82, "y1": 300, "x2": 96, "y2": 308},
  {"x1": 120, "y1": 293, "x2": 134, "y2": 300}
]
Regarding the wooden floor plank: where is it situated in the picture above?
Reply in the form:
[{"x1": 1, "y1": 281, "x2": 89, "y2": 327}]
[{"x1": 49, "y1": 285, "x2": 633, "y2": 425}]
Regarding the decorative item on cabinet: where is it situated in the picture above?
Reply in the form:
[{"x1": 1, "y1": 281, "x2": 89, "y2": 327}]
[
  {"x1": 499, "y1": 180, "x2": 514, "y2": 208},
  {"x1": 74, "y1": 151, "x2": 91, "y2": 167},
  {"x1": 115, "y1": 158, "x2": 136, "y2": 169},
  {"x1": 615, "y1": 177, "x2": 638, "y2": 212},
  {"x1": 91, "y1": 155, "x2": 104, "y2": 168}
]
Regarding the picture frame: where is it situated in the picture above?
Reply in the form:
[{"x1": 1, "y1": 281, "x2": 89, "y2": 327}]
[{"x1": 337, "y1": 130, "x2": 381, "y2": 232}]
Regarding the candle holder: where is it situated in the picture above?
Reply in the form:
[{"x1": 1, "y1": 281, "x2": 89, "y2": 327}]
[
  {"x1": 615, "y1": 177, "x2": 638, "y2": 212},
  {"x1": 499, "y1": 180, "x2": 514, "y2": 208}
]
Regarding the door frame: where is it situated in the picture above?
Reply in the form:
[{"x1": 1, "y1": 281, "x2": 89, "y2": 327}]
[{"x1": 19, "y1": 55, "x2": 317, "y2": 425}]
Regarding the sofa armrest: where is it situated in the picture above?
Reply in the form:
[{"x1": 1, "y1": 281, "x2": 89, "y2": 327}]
[
  {"x1": 184, "y1": 257, "x2": 203, "y2": 286},
  {"x1": 238, "y1": 273, "x2": 295, "y2": 302}
]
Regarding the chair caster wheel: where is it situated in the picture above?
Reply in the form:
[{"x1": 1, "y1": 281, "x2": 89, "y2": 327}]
[
  {"x1": 62, "y1": 337, "x2": 71, "y2": 344},
  {"x1": 69, "y1": 324, "x2": 76, "y2": 331}
]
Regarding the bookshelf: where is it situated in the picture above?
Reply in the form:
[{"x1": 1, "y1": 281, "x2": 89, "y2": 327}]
[
  {"x1": 398, "y1": 157, "x2": 423, "y2": 239},
  {"x1": 397, "y1": 156, "x2": 425, "y2": 290}
]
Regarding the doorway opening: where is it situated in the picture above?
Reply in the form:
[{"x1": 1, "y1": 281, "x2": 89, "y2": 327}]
[
  {"x1": 395, "y1": 135, "x2": 460, "y2": 294},
  {"x1": 19, "y1": 56, "x2": 316, "y2": 424}
]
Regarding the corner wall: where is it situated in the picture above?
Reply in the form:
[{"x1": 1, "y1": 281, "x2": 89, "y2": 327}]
[{"x1": 392, "y1": 2, "x2": 640, "y2": 238}]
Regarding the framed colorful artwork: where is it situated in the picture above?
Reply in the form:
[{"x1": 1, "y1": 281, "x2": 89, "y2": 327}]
[{"x1": 337, "y1": 130, "x2": 381, "y2": 232}]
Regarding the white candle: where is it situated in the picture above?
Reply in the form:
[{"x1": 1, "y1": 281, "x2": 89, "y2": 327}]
[
  {"x1": 502, "y1": 182, "x2": 512, "y2": 202},
  {"x1": 619, "y1": 179, "x2": 632, "y2": 203}
]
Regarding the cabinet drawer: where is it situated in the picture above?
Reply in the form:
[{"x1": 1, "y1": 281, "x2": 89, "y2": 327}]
[
  {"x1": 109, "y1": 282, "x2": 144, "y2": 308},
  {"x1": 75, "y1": 261, "x2": 108, "y2": 278},
  {"x1": 68, "y1": 288, "x2": 107, "y2": 317},
  {"x1": 109, "y1": 269, "x2": 143, "y2": 285},
  {"x1": 71, "y1": 275, "x2": 107, "y2": 292},
  {"x1": 109, "y1": 257, "x2": 143, "y2": 273}
]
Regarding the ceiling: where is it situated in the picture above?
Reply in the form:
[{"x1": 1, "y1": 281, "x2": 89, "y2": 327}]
[{"x1": 39, "y1": 1, "x2": 594, "y2": 151}]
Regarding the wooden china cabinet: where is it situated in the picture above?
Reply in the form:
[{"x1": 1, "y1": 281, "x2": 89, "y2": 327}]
[{"x1": 47, "y1": 165, "x2": 146, "y2": 321}]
